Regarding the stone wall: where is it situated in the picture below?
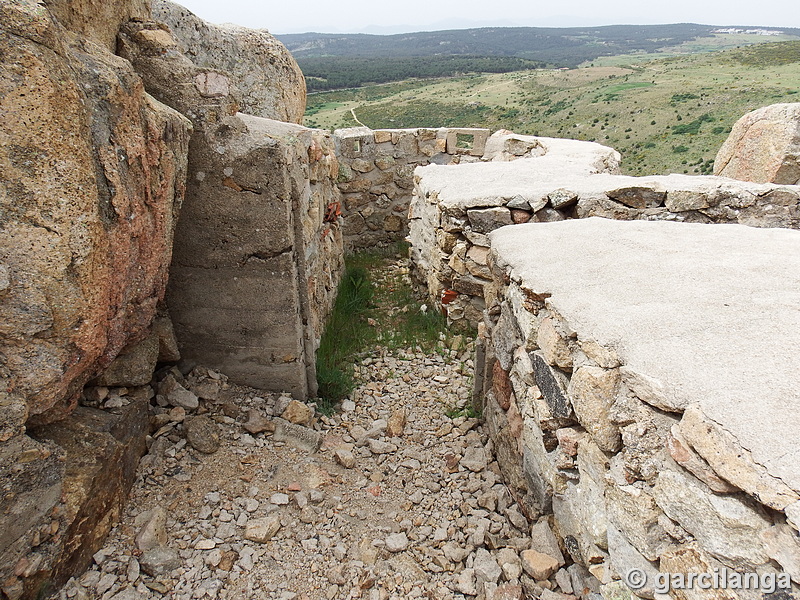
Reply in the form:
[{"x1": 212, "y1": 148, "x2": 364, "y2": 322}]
[
  {"x1": 409, "y1": 132, "x2": 800, "y2": 329},
  {"x1": 334, "y1": 126, "x2": 492, "y2": 249},
  {"x1": 476, "y1": 218, "x2": 800, "y2": 600}
]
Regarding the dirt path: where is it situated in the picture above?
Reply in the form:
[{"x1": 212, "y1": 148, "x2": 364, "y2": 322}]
[{"x1": 56, "y1": 258, "x2": 571, "y2": 600}]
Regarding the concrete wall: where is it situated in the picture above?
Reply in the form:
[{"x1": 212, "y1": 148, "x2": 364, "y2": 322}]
[
  {"x1": 167, "y1": 118, "x2": 343, "y2": 399},
  {"x1": 120, "y1": 19, "x2": 344, "y2": 399}
]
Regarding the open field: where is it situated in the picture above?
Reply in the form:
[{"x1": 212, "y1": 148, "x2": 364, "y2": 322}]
[{"x1": 304, "y1": 42, "x2": 800, "y2": 176}]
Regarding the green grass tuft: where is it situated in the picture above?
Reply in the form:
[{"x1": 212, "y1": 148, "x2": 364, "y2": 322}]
[
  {"x1": 315, "y1": 242, "x2": 456, "y2": 413},
  {"x1": 315, "y1": 264, "x2": 375, "y2": 413}
]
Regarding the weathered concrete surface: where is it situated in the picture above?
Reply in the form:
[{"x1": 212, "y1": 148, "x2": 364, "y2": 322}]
[
  {"x1": 153, "y1": 0, "x2": 306, "y2": 124},
  {"x1": 715, "y1": 102, "x2": 800, "y2": 184},
  {"x1": 410, "y1": 144, "x2": 800, "y2": 331},
  {"x1": 121, "y1": 20, "x2": 343, "y2": 397},
  {"x1": 489, "y1": 218, "x2": 800, "y2": 495},
  {"x1": 414, "y1": 137, "x2": 622, "y2": 212}
]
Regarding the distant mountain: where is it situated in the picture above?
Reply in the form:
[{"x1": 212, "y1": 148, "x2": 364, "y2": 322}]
[{"x1": 278, "y1": 24, "x2": 800, "y2": 67}]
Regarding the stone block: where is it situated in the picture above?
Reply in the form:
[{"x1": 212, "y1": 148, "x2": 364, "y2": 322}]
[
  {"x1": 467, "y1": 207, "x2": 514, "y2": 234},
  {"x1": 605, "y1": 485, "x2": 670, "y2": 562},
  {"x1": 666, "y1": 424, "x2": 738, "y2": 494},
  {"x1": 548, "y1": 189, "x2": 579, "y2": 209},
  {"x1": 607, "y1": 524, "x2": 660, "y2": 600},
  {"x1": 678, "y1": 406, "x2": 798, "y2": 511},
  {"x1": 21, "y1": 399, "x2": 149, "y2": 595},
  {"x1": 537, "y1": 317, "x2": 574, "y2": 370},
  {"x1": 94, "y1": 331, "x2": 159, "y2": 388},
  {"x1": 567, "y1": 366, "x2": 621, "y2": 453},
  {"x1": 653, "y1": 468, "x2": 771, "y2": 569},
  {"x1": 606, "y1": 187, "x2": 666, "y2": 209},
  {"x1": 453, "y1": 274, "x2": 489, "y2": 297},
  {"x1": 531, "y1": 352, "x2": 573, "y2": 421}
]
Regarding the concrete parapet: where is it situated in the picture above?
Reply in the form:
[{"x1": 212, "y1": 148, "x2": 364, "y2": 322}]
[
  {"x1": 409, "y1": 146, "x2": 800, "y2": 329},
  {"x1": 478, "y1": 218, "x2": 800, "y2": 599}
]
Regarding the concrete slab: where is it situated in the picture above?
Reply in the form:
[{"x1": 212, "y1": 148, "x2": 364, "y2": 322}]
[
  {"x1": 416, "y1": 137, "x2": 621, "y2": 212},
  {"x1": 489, "y1": 218, "x2": 800, "y2": 493}
]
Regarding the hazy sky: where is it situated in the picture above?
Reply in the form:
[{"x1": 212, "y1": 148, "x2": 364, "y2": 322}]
[{"x1": 174, "y1": 0, "x2": 800, "y2": 34}]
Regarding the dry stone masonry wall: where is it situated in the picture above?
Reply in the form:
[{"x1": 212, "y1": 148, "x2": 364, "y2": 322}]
[
  {"x1": 475, "y1": 218, "x2": 800, "y2": 600},
  {"x1": 410, "y1": 132, "x2": 800, "y2": 329},
  {"x1": 334, "y1": 126, "x2": 493, "y2": 249}
]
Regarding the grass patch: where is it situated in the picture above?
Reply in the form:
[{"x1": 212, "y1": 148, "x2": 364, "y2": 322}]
[
  {"x1": 315, "y1": 242, "x2": 453, "y2": 413},
  {"x1": 315, "y1": 264, "x2": 375, "y2": 413},
  {"x1": 445, "y1": 404, "x2": 482, "y2": 420}
]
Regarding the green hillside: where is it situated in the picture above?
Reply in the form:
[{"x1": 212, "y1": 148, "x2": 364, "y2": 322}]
[{"x1": 304, "y1": 41, "x2": 800, "y2": 176}]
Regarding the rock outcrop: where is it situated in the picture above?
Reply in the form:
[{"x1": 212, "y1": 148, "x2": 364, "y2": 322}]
[
  {"x1": 0, "y1": 0, "x2": 191, "y2": 425},
  {"x1": 152, "y1": 0, "x2": 307, "y2": 124},
  {"x1": 714, "y1": 102, "x2": 800, "y2": 184},
  {"x1": 0, "y1": 0, "x2": 328, "y2": 595},
  {"x1": 1, "y1": 0, "x2": 191, "y2": 595}
]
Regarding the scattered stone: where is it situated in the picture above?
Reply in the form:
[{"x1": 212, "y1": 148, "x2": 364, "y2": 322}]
[
  {"x1": 244, "y1": 515, "x2": 282, "y2": 543},
  {"x1": 139, "y1": 547, "x2": 180, "y2": 577},
  {"x1": 386, "y1": 408, "x2": 407, "y2": 437},
  {"x1": 126, "y1": 557, "x2": 140, "y2": 583},
  {"x1": 367, "y1": 438, "x2": 397, "y2": 454},
  {"x1": 185, "y1": 415, "x2": 221, "y2": 453},
  {"x1": 494, "y1": 584, "x2": 525, "y2": 600},
  {"x1": 521, "y1": 550, "x2": 560, "y2": 580},
  {"x1": 160, "y1": 374, "x2": 199, "y2": 410},
  {"x1": 281, "y1": 399, "x2": 315, "y2": 426},
  {"x1": 244, "y1": 409, "x2": 275, "y2": 435},
  {"x1": 474, "y1": 548, "x2": 502, "y2": 584},
  {"x1": 135, "y1": 507, "x2": 167, "y2": 551},
  {"x1": 461, "y1": 446, "x2": 488, "y2": 472},
  {"x1": 270, "y1": 493, "x2": 290, "y2": 505},
  {"x1": 334, "y1": 448, "x2": 356, "y2": 468},
  {"x1": 385, "y1": 532, "x2": 410, "y2": 552},
  {"x1": 530, "y1": 520, "x2": 566, "y2": 567},
  {"x1": 456, "y1": 568, "x2": 478, "y2": 596},
  {"x1": 274, "y1": 418, "x2": 322, "y2": 452}
]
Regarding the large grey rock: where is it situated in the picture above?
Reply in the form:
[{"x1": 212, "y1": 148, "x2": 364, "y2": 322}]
[
  {"x1": 715, "y1": 103, "x2": 800, "y2": 184},
  {"x1": 153, "y1": 0, "x2": 306, "y2": 123}
]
